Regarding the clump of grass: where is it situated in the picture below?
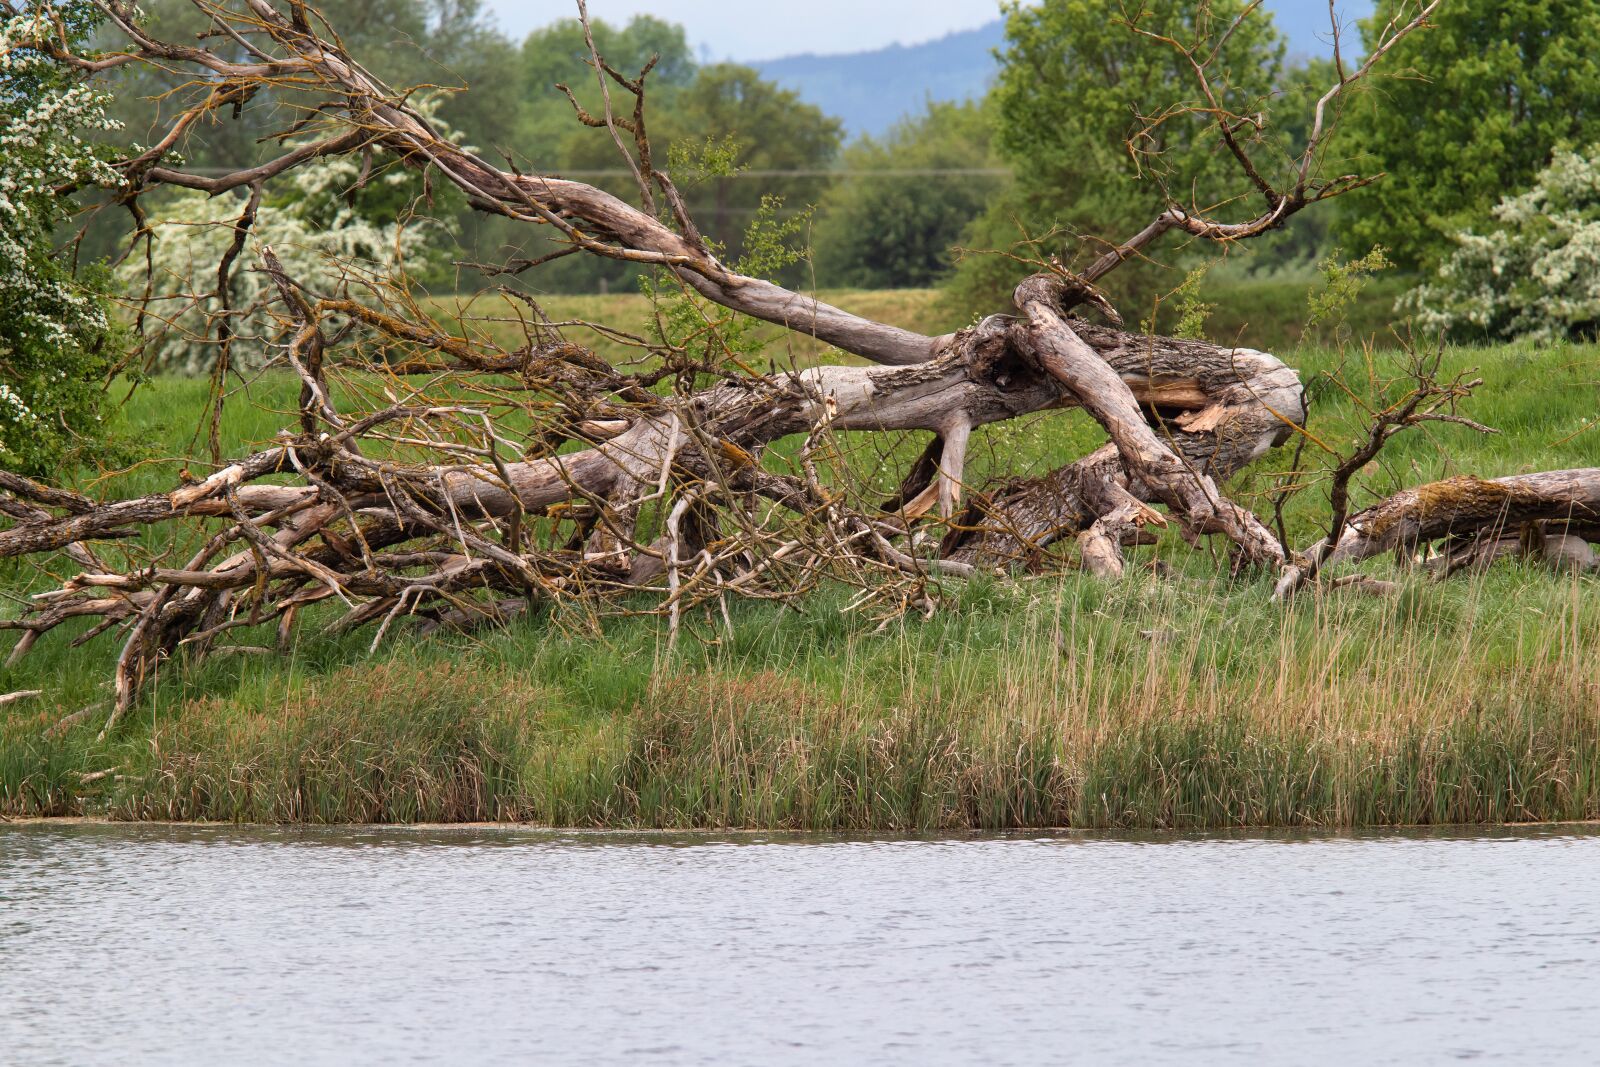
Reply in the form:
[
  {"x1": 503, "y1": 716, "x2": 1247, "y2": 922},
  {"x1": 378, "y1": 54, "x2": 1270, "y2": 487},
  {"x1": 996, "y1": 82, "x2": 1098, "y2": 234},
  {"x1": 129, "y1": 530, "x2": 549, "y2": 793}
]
[
  {"x1": 605, "y1": 672, "x2": 1079, "y2": 831},
  {"x1": 106, "y1": 662, "x2": 551, "y2": 823},
  {"x1": 567, "y1": 583, "x2": 1600, "y2": 831},
  {"x1": 0, "y1": 716, "x2": 105, "y2": 818}
]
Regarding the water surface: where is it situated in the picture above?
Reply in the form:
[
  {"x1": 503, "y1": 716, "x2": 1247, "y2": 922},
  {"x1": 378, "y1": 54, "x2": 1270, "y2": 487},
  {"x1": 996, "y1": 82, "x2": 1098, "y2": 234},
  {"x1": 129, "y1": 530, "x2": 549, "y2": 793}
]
[{"x1": 2, "y1": 824, "x2": 1598, "y2": 1064}]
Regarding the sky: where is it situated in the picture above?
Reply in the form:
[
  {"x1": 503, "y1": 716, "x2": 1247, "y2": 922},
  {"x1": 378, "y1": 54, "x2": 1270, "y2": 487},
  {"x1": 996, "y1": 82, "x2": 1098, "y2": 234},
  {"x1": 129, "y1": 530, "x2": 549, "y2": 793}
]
[{"x1": 482, "y1": 0, "x2": 1003, "y2": 62}]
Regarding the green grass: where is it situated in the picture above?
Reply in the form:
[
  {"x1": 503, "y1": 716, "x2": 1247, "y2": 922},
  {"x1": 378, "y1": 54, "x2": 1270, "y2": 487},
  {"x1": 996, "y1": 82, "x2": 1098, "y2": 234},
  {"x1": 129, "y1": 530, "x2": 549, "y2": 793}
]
[
  {"x1": 2, "y1": 316, "x2": 1598, "y2": 829},
  {"x1": 6, "y1": 568, "x2": 1598, "y2": 828},
  {"x1": 1199, "y1": 275, "x2": 1412, "y2": 351}
]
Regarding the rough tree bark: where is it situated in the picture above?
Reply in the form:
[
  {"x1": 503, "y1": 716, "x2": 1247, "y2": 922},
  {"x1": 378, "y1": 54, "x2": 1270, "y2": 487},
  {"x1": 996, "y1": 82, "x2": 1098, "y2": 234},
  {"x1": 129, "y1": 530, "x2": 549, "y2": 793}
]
[{"x1": 1326, "y1": 470, "x2": 1600, "y2": 570}]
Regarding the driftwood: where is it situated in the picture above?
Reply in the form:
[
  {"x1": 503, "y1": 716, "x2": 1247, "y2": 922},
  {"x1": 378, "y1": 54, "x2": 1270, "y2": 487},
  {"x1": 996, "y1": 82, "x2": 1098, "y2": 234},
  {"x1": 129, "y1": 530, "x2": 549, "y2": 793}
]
[{"x1": 3, "y1": 0, "x2": 1591, "y2": 727}]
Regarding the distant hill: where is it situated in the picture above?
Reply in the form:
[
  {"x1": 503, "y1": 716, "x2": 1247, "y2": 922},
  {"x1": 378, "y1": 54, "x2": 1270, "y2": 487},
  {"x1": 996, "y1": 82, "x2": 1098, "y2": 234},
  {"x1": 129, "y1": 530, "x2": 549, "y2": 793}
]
[
  {"x1": 753, "y1": 21, "x2": 1006, "y2": 142},
  {"x1": 752, "y1": 1, "x2": 1375, "y2": 140}
]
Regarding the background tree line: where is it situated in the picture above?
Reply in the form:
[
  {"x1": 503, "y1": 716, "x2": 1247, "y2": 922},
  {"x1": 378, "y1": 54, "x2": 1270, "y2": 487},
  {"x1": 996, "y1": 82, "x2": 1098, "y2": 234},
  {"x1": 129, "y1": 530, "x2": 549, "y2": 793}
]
[
  {"x1": 83, "y1": 0, "x2": 1600, "y2": 310},
  {"x1": 10, "y1": 0, "x2": 1600, "y2": 475}
]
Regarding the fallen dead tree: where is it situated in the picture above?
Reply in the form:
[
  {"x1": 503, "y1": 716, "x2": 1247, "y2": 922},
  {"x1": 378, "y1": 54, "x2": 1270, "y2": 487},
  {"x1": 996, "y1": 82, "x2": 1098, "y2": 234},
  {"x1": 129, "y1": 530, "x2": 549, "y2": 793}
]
[
  {"x1": 1, "y1": 0, "x2": 1592, "y2": 728},
  {"x1": 1325, "y1": 470, "x2": 1600, "y2": 574}
]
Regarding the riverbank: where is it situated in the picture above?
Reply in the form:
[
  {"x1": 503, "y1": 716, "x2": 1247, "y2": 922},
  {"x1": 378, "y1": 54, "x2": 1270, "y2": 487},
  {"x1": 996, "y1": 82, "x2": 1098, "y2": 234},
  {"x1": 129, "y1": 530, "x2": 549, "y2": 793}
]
[
  {"x1": 5, "y1": 565, "x2": 1599, "y2": 829},
  {"x1": 2, "y1": 333, "x2": 1597, "y2": 829}
]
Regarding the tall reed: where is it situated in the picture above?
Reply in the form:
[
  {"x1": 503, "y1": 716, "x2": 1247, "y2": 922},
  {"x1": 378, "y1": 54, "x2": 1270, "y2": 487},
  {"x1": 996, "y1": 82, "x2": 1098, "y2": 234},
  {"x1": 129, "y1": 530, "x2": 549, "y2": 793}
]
[{"x1": 8, "y1": 566, "x2": 1593, "y2": 830}]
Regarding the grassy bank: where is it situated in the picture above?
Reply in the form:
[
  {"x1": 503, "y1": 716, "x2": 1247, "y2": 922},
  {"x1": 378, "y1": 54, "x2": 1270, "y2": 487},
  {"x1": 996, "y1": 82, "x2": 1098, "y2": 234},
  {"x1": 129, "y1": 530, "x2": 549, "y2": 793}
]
[
  {"x1": 6, "y1": 570, "x2": 1598, "y2": 829},
  {"x1": 2, "y1": 330, "x2": 1598, "y2": 830}
]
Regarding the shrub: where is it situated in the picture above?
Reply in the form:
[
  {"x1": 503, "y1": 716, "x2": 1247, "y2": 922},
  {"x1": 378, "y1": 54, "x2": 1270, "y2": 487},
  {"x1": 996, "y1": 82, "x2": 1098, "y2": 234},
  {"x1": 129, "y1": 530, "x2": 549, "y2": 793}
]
[
  {"x1": 1411, "y1": 146, "x2": 1600, "y2": 344},
  {"x1": 121, "y1": 107, "x2": 462, "y2": 376},
  {"x1": 0, "y1": 3, "x2": 121, "y2": 474}
]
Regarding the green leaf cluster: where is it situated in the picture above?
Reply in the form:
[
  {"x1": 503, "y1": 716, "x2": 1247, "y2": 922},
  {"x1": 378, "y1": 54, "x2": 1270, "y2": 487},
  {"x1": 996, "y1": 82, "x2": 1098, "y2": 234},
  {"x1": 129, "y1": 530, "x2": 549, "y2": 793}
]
[
  {"x1": 943, "y1": 0, "x2": 1285, "y2": 319},
  {"x1": 0, "y1": 1, "x2": 120, "y2": 475},
  {"x1": 1335, "y1": 0, "x2": 1600, "y2": 272}
]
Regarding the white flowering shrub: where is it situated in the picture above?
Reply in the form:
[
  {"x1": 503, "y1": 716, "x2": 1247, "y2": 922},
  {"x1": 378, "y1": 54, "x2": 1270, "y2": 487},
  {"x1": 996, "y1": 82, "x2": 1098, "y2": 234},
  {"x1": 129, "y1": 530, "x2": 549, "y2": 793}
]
[
  {"x1": 1411, "y1": 147, "x2": 1600, "y2": 343},
  {"x1": 125, "y1": 119, "x2": 460, "y2": 376},
  {"x1": 0, "y1": 2, "x2": 121, "y2": 474}
]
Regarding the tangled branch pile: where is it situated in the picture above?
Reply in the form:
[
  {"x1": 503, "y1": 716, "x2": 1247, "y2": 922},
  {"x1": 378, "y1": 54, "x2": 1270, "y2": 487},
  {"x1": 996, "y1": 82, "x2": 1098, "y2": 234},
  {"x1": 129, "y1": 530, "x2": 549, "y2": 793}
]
[{"x1": 1, "y1": 0, "x2": 1595, "y2": 728}]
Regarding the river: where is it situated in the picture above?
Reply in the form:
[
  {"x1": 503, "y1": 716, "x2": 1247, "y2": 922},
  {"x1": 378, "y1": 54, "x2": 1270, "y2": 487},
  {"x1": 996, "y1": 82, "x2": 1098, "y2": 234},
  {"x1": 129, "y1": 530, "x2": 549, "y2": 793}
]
[{"x1": 2, "y1": 824, "x2": 1598, "y2": 1064}]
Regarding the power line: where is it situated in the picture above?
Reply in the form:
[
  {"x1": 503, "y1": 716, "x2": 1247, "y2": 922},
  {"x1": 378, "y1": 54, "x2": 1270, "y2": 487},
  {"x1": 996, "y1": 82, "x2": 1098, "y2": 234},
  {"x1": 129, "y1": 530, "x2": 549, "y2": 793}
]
[
  {"x1": 179, "y1": 166, "x2": 1011, "y2": 178},
  {"x1": 558, "y1": 168, "x2": 1011, "y2": 178}
]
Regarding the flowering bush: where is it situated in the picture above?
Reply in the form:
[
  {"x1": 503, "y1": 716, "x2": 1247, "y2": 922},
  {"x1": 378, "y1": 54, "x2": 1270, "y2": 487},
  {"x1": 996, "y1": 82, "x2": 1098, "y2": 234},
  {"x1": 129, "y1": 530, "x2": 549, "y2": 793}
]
[
  {"x1": 1411, "y1": 147, "x2": 1600, "y2": 343},
  {"x1": 0, "y1": 3, "x2": 121, "y2": 474},
  {"x1": 125, "y1": 120, "x2": 460, "y2": 376}
]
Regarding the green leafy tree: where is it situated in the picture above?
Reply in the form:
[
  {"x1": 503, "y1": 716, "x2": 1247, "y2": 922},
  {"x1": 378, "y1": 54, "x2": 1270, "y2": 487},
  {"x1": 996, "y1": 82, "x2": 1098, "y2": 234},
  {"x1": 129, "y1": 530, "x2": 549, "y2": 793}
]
[
  {"x1": 411, "y1": 2, "x2": 524, "y2": 166},
  {"x1": 813, "y1": 100, "x2": 1006, "y2": 289},
  {"x1": 491, "y1": 15, "x2": 698, "y2": 293},
  {"x1": 0, "y1": 2, "x2": 120, "y2": 475},
  {"x1": 651, "y1": 64, "x2": 842, "y2": 258},
  {"x1": 523, "y1": 59, "x2": 843, "y2": 292},
  {"x1": 1225, "y1": 57, "x2": 1341, "y2": 277},
  {"x1": 126, "y1": 98, "x2": 467, "y2": 375},
  {"x1": 102, "y1": 0, "x2": 516, "y2": 169},
  {"x1": 1335, "y1": 0, "x2": 1600, "y2": 272},
  {"x1": 517, "y1": 14, "x2": 696, "y2": 163},
  {"x1": 89, "y1": 0, "x2": 517, "y2": 282},
  {"x1": 946, "y1": 0, "x2": 1285, "y2": 316},
  {"x1": 123, "y1": 179, "x2": 453, "y2": 376}
]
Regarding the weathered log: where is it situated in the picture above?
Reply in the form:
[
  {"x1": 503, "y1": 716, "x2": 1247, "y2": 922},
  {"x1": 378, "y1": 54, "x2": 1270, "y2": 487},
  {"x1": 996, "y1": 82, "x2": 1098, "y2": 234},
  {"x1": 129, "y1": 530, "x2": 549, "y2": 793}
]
[
  {"x1": 1010, "y1": 275, "x2": 1289, "y2": 572},
  {"x1": 944, "y1": 321, "x2": 1304, "y2": 567},
  {"x1": 0, "y1": 320, "x2": 1303, "y2": 567},
  {"x1": 1329, "y1": 471, "x2": 1600, "y2": 563},
  {"x1": 1273, "y1": 470, "x2": 1600, "y2": 596}
]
